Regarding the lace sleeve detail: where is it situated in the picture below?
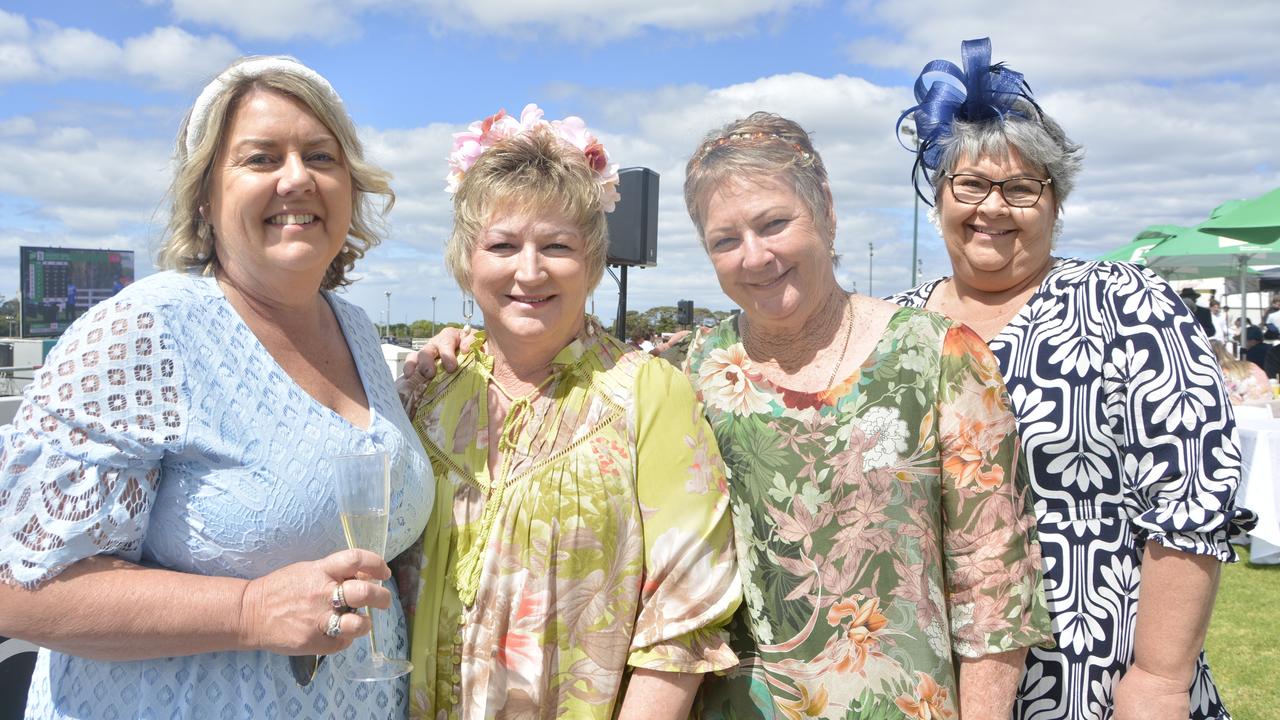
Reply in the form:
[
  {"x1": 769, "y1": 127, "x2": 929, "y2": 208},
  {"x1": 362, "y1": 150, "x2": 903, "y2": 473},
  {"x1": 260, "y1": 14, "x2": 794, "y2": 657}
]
[{"x1": 0, "y1": 294, "x2": 188, "y2": 588}]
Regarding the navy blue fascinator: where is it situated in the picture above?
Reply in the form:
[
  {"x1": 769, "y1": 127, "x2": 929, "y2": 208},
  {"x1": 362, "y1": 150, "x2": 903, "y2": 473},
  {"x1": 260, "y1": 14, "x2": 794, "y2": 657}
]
[{"x1": 897, "y1": 37, "x2": 1041, "y2": 204}]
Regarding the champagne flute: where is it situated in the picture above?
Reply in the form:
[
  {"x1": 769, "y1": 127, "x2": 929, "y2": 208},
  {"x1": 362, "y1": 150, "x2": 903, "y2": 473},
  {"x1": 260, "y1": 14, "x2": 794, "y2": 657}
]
[
  {"x1": 330, "y1": 451, "x2": 412, "y2": 681},
  {"x1": 461, "y1": 294, "x2": 475, "y2": 331}
]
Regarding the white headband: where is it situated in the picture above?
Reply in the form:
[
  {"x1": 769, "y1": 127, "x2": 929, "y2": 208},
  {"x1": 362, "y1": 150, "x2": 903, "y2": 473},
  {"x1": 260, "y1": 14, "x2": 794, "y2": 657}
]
[{"x1": 184, "y1": 56, "x2": 343, "y2": 156}]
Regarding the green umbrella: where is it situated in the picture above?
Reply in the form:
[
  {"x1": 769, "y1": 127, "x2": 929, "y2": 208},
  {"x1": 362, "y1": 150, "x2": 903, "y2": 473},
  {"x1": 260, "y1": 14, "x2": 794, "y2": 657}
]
[
  {"x1": 1145, "y1": 225, "x2": 1280, "y2": 274},
  {"x1": 1139, "y1": 222, "x2": 1280, "y2": 348},
  {"x1": 1099, "y1": 196, "x2": 1280, "y2": 347},
  {"x1": 1096, "y1": 225, "x2": 1174, "y2": 264},
  {"x1": 1200, "y1": 188, "x2": 1280, "y2": 244}
]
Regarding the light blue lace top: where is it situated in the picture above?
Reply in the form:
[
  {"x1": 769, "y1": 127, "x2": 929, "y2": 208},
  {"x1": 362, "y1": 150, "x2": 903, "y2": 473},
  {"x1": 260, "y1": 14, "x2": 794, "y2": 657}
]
[{"x1": 0, "y1": 272, "x2": 433, "y2": 720}]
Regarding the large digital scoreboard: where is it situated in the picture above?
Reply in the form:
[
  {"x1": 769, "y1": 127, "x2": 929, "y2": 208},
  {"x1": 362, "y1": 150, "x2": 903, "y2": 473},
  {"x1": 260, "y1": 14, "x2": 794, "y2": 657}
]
[{"x1": 19, "y1": 246, "x2": 135, "y2": 337}]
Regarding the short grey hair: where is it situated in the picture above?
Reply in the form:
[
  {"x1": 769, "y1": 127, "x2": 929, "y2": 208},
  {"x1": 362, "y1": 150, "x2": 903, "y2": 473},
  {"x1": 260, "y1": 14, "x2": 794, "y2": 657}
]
[
  {"x1": 931, "y1": 100, "x2": 1084, "y2": 212},
  {"x1": 684, "y1": 112, "x2": 838, "y2": 264}
]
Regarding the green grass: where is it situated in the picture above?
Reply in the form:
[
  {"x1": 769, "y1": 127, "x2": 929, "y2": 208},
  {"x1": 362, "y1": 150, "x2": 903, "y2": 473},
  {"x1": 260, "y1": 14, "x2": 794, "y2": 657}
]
[{"x1": 1204, "y1": 545, "x2": 1280, "y2": 720}]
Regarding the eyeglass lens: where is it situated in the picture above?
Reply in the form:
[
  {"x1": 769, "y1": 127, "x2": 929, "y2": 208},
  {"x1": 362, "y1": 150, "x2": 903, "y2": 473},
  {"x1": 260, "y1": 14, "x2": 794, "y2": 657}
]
[{"x1": 950, "y1": 174, "x2": 1045, "y2": 207}]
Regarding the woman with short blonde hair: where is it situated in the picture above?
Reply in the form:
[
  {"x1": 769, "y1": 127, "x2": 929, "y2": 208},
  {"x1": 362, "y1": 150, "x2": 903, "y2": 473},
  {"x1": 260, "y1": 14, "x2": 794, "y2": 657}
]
[{"x1": 403, "y1": 105, "x2": 738, "y2": 720}]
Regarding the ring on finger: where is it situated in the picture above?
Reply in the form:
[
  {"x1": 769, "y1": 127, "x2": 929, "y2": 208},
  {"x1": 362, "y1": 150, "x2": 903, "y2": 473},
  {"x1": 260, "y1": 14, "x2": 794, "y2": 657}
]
[
  {"x1": 324, "y1": 612, "x2": 343, "y2": 638},
  {"x1": 330, "y1": 582, "x2": 354, "y2": 613}
]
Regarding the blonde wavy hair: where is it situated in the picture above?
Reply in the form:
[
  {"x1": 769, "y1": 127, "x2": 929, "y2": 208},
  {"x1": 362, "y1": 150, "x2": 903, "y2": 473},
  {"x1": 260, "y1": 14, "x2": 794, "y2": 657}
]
[
  {"x1": 157, "y1": 56, "x2": 393, "y2": 290},
  {"x1": 1213, "y1": 340, "x2": 1261, "y2": 386},
  {"x1": 445, "y1": 128, "x2": 608, "y2": 293}
]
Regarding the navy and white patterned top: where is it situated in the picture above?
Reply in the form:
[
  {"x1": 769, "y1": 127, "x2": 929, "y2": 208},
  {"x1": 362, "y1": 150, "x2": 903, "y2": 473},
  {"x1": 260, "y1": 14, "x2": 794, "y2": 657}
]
[
  {"x1": 890, "y1": 258, "x2": 1255, "y2": 720},
  {"x1": 0, "y1": 272, "x2": 433, "y2": 720}
]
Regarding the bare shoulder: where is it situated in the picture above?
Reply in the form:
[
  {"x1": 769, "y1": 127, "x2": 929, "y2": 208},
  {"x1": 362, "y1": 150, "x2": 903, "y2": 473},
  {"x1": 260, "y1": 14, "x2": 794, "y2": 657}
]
[{"x1": 852, "y1": 293, "x2": 905, "y2": 325}]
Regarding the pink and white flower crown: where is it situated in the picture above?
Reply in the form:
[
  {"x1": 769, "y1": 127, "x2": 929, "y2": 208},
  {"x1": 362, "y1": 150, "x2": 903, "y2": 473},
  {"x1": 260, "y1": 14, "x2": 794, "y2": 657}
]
[{"x1": 445, "y1": 103, "x2": 621, "y2": 213}]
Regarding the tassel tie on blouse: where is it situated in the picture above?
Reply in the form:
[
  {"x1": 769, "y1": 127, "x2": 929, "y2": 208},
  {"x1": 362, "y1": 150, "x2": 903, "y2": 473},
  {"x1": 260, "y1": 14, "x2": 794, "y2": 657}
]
[{"x1": 453, "y1": 356, "x2": 572, "y2": 606}]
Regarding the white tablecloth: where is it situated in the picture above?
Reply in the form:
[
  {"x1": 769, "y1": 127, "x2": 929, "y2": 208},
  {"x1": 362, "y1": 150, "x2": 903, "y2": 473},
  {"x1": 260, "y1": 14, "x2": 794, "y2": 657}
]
[{"x1": 1237, "y1": 416, "x2": 1280, "y2": 564}]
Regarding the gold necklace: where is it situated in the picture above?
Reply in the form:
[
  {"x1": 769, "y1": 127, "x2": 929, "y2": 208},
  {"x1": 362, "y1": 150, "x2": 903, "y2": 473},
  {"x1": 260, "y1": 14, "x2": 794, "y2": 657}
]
[
  {"x1": 742, "y1": 291, "x2": 854, "y2": 388},
  {"x1": 826, "y1": 294, "x2": 855, "y2": 388}
]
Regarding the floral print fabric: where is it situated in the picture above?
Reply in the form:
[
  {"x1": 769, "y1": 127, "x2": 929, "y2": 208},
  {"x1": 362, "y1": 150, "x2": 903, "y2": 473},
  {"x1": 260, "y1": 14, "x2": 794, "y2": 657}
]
[
  {"x1": 405, "y1": 323, "x2": 740, "y2": 719},
  {"x1": 688, "y1": 307, "x2": 1052, "y2": 719}
]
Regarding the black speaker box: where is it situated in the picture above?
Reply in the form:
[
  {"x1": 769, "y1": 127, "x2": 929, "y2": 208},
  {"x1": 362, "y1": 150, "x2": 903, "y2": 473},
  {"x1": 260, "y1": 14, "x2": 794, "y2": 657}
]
[{"x1": 605, "y1": 167, "x2": 658, "y2": 267}]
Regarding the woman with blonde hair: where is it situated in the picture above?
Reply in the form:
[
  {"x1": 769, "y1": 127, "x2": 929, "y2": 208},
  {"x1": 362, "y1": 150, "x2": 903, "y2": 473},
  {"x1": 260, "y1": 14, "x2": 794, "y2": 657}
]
[
  {"x1": 1212, "y1": 340, "x2": 1271, "y2": 403},
  {"x1": 402, "y1": 105, "x2": 739, "y2": 719},
  {"x1": 0, "y1": 56, "x2": 432, "y2": 719}
]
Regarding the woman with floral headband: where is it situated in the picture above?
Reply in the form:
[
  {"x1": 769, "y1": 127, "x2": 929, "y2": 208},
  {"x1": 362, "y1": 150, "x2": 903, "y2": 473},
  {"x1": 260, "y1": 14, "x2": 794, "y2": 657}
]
[
  {"x1": 889, "y1": 38, "x2": 1255, "y2": 720},
  {"x1": 400, "y1": 105, "x2": 740, "y2": 719}
]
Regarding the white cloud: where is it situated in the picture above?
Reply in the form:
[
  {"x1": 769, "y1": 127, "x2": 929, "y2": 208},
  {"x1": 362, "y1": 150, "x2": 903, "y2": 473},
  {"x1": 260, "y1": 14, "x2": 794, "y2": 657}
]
[
  {"x1": 847, "y1": 1, "x2": 1280, "y2": 86},
  {"x1": 411, "y1": 0, "x2": 820, "y2": 40},
  {"x1": 37, "y1": 26, "x2": 124, "y2": 78},
  {"x1": 122, "y1": 26, "x2": 241, "y2": 90},
  {"x1": 0, "y1": 13, "x2": 239, "y2": 91},
  {"x1": 0, "y1": 9, "x2": 30, "y2": 40},
  {"x1": 0, "y1": 116, "x2": 36, "y2": 136},
  {"x1": 0, "y1": 131, "x2": 172, "y2": 234},
  {"x1": 165, "y1": 0, "x2": 368, "y2": 41},
  {"x1": 0, "y1": 43, "x2": 40, "y2": 82},
  {"x1": 157, "y1": 0, "x2": 817, "y2": 42}
]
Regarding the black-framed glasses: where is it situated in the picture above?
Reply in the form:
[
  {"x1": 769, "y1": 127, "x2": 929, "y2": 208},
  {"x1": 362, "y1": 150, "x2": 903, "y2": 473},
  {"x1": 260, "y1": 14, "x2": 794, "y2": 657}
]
[{"x1": 945, "y1": 173, "x2": 1052, "y2": 208}]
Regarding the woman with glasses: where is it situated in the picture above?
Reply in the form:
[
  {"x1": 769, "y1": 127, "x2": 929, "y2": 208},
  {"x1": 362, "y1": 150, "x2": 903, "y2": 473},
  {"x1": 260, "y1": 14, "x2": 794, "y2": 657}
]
[{"x1": 890, "y1": 39, "x2": 1254, "y2": 720}]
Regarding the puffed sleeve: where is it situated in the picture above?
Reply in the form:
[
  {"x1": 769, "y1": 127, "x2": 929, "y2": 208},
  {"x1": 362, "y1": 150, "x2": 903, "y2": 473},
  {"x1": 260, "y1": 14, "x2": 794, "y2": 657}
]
[
  {"x1": 0, "y1": 294, "x2": 188, "y2": 588},
  {"x1": 936, "y1": 323, "x2": 1053, "y2": 657},
  {"x1": 627, "y1": 358, "x2": 741, "y2": 673},
  {"x1": 1102, "y1": 263, "x2": 1256, "y2": 560}
]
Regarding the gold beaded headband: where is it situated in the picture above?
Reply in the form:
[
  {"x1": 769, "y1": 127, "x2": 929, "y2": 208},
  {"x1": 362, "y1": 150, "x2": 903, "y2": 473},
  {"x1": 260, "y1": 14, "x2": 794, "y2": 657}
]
[{"x1": 696, "y1": 131, "x2": 813, "y2": 162}]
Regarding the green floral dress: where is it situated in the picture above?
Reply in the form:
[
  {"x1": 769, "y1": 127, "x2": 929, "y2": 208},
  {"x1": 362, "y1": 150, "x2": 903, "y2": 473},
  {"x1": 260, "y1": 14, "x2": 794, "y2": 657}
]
[
  {"x1": 688, "y1": 308, "x2": 1052, "y2": 720},
  {"x1": 405, "y1": 322, "x2": 740, "y2": 719}
]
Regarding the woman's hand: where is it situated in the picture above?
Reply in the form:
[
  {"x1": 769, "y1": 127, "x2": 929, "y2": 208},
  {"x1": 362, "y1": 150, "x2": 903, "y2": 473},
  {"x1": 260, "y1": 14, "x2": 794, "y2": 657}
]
[
  {"x1": 395, "y1": 326, "x2": 476, "y2": 412},
  {"x1": 1114, "y1": 664, "x2": 1190, "y2": 720},
  {"x1": 238, "y1": 549, "x2": 391, "y2": 656}
]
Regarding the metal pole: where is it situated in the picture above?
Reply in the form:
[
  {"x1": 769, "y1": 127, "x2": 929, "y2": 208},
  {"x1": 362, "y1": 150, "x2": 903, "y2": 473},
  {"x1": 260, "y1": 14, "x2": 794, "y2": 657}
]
[
  {"x1": 384, "y1": 291, "x2": 391, "y2": 340},
  {"x1": 902, "y1": 122, "x2": 921, "y2": 288},
  {"x1": 1239, "y1": 257, "x2": 1248, "y2": 356},
  {"x1": 614, "y1": 266, "x2": 628, "y2": 340},
  {"x1": 868, "y1": 242, "x2": 874, "y2": 296},
  {"x1": 911, "y1": 191, "x2": 920, "y2": 285},
  {"x1": 431, "y1": 295, "x2": 437, "y2": 337}
]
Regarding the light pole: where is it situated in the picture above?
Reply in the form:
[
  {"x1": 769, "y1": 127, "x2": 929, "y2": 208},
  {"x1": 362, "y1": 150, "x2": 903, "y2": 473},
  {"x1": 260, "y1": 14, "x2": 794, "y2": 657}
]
[
  {"x1": 384, "y1": 291, "x2": 391, "y2": 340},
  {"x1": 431, "y1": 295, "x2": 437, "y2": 336},
  {"x1": 868, "y1": 241, "x2": 874, "y2": 296},
  {"x1": 900, "y1": 122, "x2": 921, "y2": 286}
]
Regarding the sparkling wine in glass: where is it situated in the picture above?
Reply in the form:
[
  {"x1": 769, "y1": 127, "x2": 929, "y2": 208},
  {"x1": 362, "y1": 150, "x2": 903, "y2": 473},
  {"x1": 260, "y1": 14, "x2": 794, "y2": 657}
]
[
  {"x1": 330, "y1": 451, "x2": 412, "y2": 681},
  {"x1": 461, "y1": 295, "x2": 475, "y2": 331}
]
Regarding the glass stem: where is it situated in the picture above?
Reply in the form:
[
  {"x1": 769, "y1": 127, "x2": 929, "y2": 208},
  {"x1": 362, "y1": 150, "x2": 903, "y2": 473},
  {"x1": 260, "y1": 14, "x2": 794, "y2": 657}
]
[{"x1": 366, "y1": 579, "x2": 386, "y2": 662}]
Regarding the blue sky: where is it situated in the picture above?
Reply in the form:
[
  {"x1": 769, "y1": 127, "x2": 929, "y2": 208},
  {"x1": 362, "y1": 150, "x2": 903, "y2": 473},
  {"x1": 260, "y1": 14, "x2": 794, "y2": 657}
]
[{"x1": 2, "y1": 1, "x2": 1278, "y2": 327}]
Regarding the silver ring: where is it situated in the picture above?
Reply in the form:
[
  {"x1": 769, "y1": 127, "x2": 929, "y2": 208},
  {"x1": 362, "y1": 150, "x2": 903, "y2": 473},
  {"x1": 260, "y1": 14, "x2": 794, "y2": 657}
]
[
  {"x1": 324, "y1": 612, "x2": 343, "y2": 638},
  {"x1": 330, "y1": 583, "x2": 349, "y2": 612}
]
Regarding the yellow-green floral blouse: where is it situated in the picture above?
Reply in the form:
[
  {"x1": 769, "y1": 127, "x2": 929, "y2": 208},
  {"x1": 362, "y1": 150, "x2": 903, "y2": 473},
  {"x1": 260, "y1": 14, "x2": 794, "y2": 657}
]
[{"x1": 405, "y1": 323, "x2": 741, "y2": 719}]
